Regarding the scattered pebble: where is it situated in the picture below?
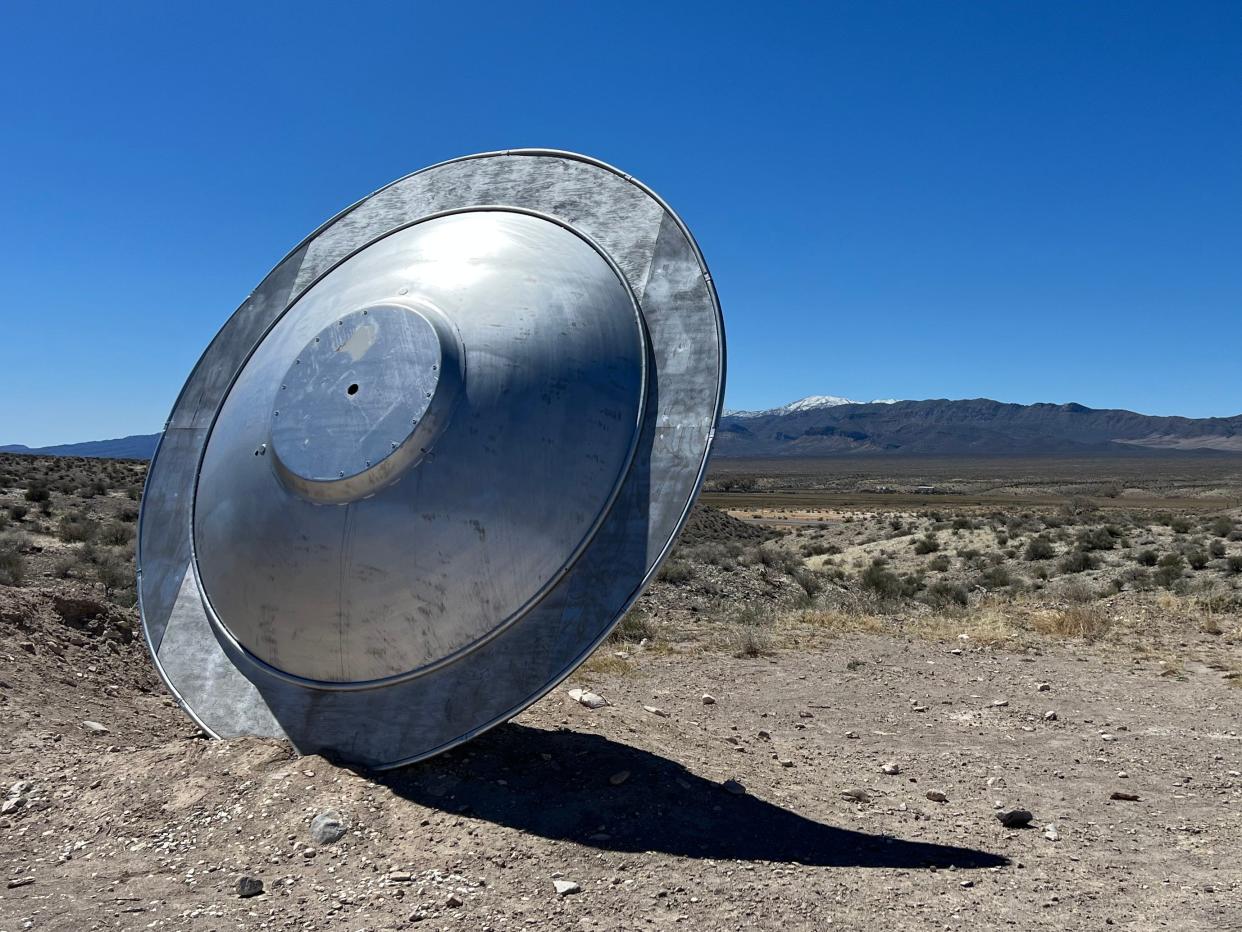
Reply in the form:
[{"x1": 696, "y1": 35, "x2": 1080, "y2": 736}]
[
  {"x1": 310, "y1": 810, "x2": 347, "y2": 845},
  {"x1": 642, "y1": 705, "x2": 669, "y2": 717},
  {"x1": 701, "y1": 694, "x2": 716, "y2": 705},
  {"x1": 82, "y1": 721, "x2": 109, "y2": 734},
  {"x1": 236, "y1": 876, "x2": 264, "y2": 898},
  {"x1": 997, "y1": 809, "x2": 1033, "y2": 828},
  {"x1": 841, "y1": 788, "x2": 871, "y2": 803},
  {"x1": 1044, "y1": 824, "x2": 1061, "y2": 841},
  {"x1": 1110, "y1": 791, "x2": 1140, "y2": 801},
  {"x1": 925, "y1": 791, "x2": 948, "y2": 803},
  {"x1": 778, "y1": 758, "x2": 795, "y2": 768},
  {"x1": 7, "y1": 878, "x2": 35, "y2": 889},
  {"x1": 1043, "y1": 711, "x2": 1058, "y2": 721},
  {"x1": 991, "y1": 699, "x2": 1009, "y2": 708},
  {"x1": 881, "y1": 762, "x2": 901, "y2": 775},
  {"x1": 445, "y1": 893, "x2": 464, "y2": 908},
  {"x1": 568, "y1": 688, "x2": 608, "y2": 709},
  {"x1": 1037, "y1": 683, "x2": 1051, "y2": 692},
  {"x1": 554, "y1": 879, "x2": 582, "y2": 896}
]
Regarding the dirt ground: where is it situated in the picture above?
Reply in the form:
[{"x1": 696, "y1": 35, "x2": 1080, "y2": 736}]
[{"x1": 1, "y1": 455, "x2": 1241, "y2": 930}]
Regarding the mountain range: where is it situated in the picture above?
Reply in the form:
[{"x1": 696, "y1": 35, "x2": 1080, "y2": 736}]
[
  {"x1": 716, "y1": 396, "x2": 1242, "y2": 456},
  {"x1": 4, "y1": 395, "x2": 1241, "y2": 460}
]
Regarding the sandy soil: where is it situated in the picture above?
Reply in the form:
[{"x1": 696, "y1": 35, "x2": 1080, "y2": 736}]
[{"x1": 2, "y1": 583, "x2": 1239, "y2": 932}]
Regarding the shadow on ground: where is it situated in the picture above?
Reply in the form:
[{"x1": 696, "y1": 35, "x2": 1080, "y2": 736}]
[{"x1": 373, "y1": 723, "x2": 1008, "y2": 870}]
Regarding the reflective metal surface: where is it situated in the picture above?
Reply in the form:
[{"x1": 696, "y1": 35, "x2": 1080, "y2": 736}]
[{"x1": 138, "y1": 150, "x2": 724, "y2": 767}]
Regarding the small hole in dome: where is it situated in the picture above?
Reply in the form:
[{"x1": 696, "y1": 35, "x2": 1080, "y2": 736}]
[{"x1": 347, "y1": 384, "x2": 359, "y2": 396}]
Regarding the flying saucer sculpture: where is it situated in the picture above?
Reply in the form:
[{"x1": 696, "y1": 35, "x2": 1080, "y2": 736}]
[{"x1": 137, "y1": 150, "x2": 725, "y2": 768}]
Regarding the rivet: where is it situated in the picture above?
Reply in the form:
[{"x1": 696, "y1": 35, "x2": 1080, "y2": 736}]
[
  {"x1": 274, "y1": 411, "x2": 279, "y2": 417},
  {"x1": 339, "y1": 471, "x2": 345, "y2": 478},
  {"x1": 391, "y1": 441, "x2": 398, "y2": 449}
]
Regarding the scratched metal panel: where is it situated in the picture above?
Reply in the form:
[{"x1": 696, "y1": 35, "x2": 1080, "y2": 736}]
[{"x1": 138, "y1": 151, "x2": 724, "y2": 767}]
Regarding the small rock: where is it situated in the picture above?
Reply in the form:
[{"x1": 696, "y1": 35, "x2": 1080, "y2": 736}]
[
  {"x1": 701, "y1": 694, "x2": 716, "y2": 705},
  {"x1": 6, "y1": 877, "x2": 34, "y2": 889},
  {"x1": 844, "y1": 730, "x2": 859, "y2": 739},
  {"x1": 568, "y1": 688, "x2": 608, "y2": 709},
  {"x1": 1101, "y1": 733, "x2": 1116, "y2": 742},
  {"x1": 1043, "y1": 711, "x2": 1058, "y2": 721},
  {"x1": 881, "y1": 762, "x2": 901, "y2": 775},
  {"x1": 798, "y1": 710, "x2": 813, "y2": 719},
  {"x1": 237, "y1": 876, "x2": 264, "y2": 898},
  {"x1": 996, "y1": 808, "x2": 1034, "y2": 828},
  {"x1": 841, "y1": 788, "x2": 870, "y2": 803},
  {"x1": 1117, "y1": 770, "x2": 1129, "y2": 779},
  {"x1": 310, "y1": 810, "x2": 347, "y2": 845},
  {"x1": 1110, "y1": 791, "x2": 1140, "y2": 801},
  {"x1": 609, "y1": 770, "x2": 630, "y2": 786},
  {"x1": 1036, "y1": 683, "x2": 1051, "y2": 692},
  {"x1": 757, "y1": 729, "x2": 771, "y2": 740},
  {"x1": 389, "y1": 871, "x2": 413, "y2": 883},
  {"x1": 1044, "y1": 824, "x2": 1060, "y2": 841},
  {"x1": 925, "y1": 791, "x2": 948, "y2": 803},
  {"x1": 82, "y1": 721, "x2": 110, "y2": 734},
  {"x1": 445, "y1": 893, "x2": 464, "y2": 908},
  {"x1": 8, "y1": 781, "x2": 31, "y2": 797},
  {"x1": 553, "y1": 879, "x2": 582, "y2": 896},
  {"x1": 722, "y1": 779, "x2": 746, "y2": 795},
  {"x1": 642, "y1": 705, "x2": 669, "y2": 718},
  {"x1": 1, "y1": 797, "x2": 25, "y2": 815},
  {"x1": 960, "y1": 879, "x2": 974, "y2": 888},
  {"x1": 991, "y1": 699, "x2": 1009, "y2": 708},
  {"x1": 778, "y1": 758, "x2": 795, "y2": 768}
]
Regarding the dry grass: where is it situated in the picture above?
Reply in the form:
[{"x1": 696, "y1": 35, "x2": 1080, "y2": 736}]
[
  {"x1": 912, "y1": 604, "x2": 1021, "y2": 646},
  {"x1": 1032, "y1": 603, "x2": 1112, "y2": 641},
  {"x1": 579, "y1": 650, "x2": 637, "y2": 677}
]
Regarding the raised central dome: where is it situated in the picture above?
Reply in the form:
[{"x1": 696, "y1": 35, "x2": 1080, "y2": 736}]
[{"x1": 192, "y1": 210, "x2": 646, "y2": 685}]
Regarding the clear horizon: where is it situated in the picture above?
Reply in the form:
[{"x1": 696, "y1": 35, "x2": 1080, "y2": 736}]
[{"x1": 2, "y1": 2, "x2": 1239, "y2": 446}]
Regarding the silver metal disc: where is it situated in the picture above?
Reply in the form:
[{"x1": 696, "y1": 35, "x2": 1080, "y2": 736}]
[{"x1": 138, "y1": 150, "x2": 724, "y2": 767}]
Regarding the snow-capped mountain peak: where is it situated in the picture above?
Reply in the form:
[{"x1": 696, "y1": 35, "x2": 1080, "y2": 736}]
[{"x1": 724, "y1": 395, "x2": 899, "y2": 418}]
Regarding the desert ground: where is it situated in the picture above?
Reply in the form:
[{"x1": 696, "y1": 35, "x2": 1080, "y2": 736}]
[{"x1": 1, "y1": 453, "x2": 1240, "y2": 931}]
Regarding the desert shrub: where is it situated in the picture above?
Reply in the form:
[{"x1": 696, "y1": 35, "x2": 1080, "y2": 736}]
[
  {"x1": 23, "y1": 481, "x2": 50, "y2": 504},
  {"x1": 7, "y1": 503, "x2": 28, "y2": 522},
  {"x1": 951, "y1": 517, "x2": 974, "y2": 531},
  {"x1": 860, "y1": 560, "x2": 904, "y2": 599},
  {"x1": 800, "y1": 541, "x2": 839, "y2": 558},
  {"x1": 0, "y1": 533, "x2": 26, "y2": 586},
  {"x1": 117, "y1": 505, "x2": 140, "y2": 523},
  {"x1": 57, "y1": 514, "x2": 97, "y2": 543},
  {"x1": 1076, "y1": 526, "x2": 1117, "y2": 552},
  {"x1": 791, "y1": 567, "x2": 824, "y2": 598},
  {"x1": 1209, "y1": 539, "x2": 1226, "y2": 558},
  {"x1": 1185, "y1": 549, "x2": 1209, "y2": 571},
  {"x1": 1154, "y1": 554, "x2": 1184, "y2": 588},
  {"x1": 728, "y1": 621, "x2": 774, "y2": 658},
  {"x1": 1170, "y1": 517, "x2": 1191, "y2": 534},
  {"x1": 913, "y1": 534, "x2": 939, "y2": 555},
  {"x1": 924, "y1": 580, "x2": 969, "y2": 607},
  {"x1": 51, "y1": 554, "x2": 78, "y2": 578},
  {"x1": 1061, "y1": 578, "x2": 1097, "y2": 602},
  {"x1": 995, "y1": 533, "x2": 1009, "y2": 547},
  {"x1": 609, "y1": 610, "x2": 655, "y2": 644},
  {"x1": 1209, "y1": 517, "x2": 1234, "y2": 538},
  {"x1": 1024, "y1": 536, "x2": 1055, "y2": 561},
  {"x1": 98, "y1": 520, "x2": 134, "y2": 546},
  {"x1": 928, "y1": 554, "x2": 951, "y2": 572},
  {"x1": 1135, "y1": 549, "x2": 1159, "y2": 566},
  {"x1": 657, "y1": 560, "x2": 694, "y2": 584},
  {"x1": 979, "y1": 565, "x2": 1013, "y2": 590},
  {"x1": 956, "y1": 547, "x2": 980, "y2": 560},
  {"x1": 1058, "y1": 549, "x2": 1097, "y2": 574},
  {"x1": 1227, "y1": 556, "x2": 1242, "y2": 575},
  {"x1": 95, "y1": 554, "x2": 133, "y2": 601}
]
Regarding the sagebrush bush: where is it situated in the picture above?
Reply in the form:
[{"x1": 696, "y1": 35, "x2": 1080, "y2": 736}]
[
  {"x1": 57, "y1": 514, "x2": 97, "y2": 543},
  {"x1": 1058, "y1": 549, "x2": 1097, "y2": 574},
  {"x1": 657, "y1": 560, "x2": 694, "y2": 584},
  {"x1": 1024, "y1": 536, "x2": 1055, "y2": 561},
  {"x1": 1135, "y1": 549, "x2": 1158, "y2": 566},
  {"x1": 98, "y1": 520, "x2": 133, "y2": 546},
  {"x1": 913, "y1": 534, "x2": 939, "y2": 555}
]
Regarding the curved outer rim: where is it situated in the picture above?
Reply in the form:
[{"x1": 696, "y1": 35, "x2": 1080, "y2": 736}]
[
  {"x1": 136, "y1": 149, "x2": 727, "y2": 767},
  {"x1": 187, "y1": 205, "x2": 650, "y2": 692}
]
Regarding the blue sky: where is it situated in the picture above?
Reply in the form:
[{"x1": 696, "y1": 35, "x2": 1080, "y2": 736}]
[{"x1": 1, "y1": 1, "x2": 1239, "y2": 445}]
